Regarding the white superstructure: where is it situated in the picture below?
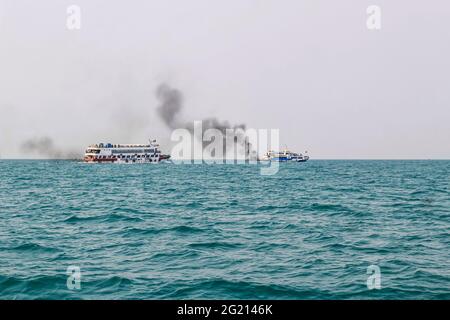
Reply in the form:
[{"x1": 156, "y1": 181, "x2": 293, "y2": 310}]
[
  {"x1": 83, "y1": 140, "x2": 170, "y2": 163},
  {"x1": 261, "y1": 148, "x2": 309, "y2": 162}
]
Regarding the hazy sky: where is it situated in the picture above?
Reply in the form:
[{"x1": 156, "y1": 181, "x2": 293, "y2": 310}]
[{"x1": 0, "y1": 0, "x2": 449, "y2": 159}]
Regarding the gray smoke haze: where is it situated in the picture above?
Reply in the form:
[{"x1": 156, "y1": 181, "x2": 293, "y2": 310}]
[
  {"x1": 20, "y1": 137, "x2": 79, "y2": 159},
  {"x1": 1, "y1": 2, "x2": 450, "y2": 159},
  {"x1": 156, "y1": 83, "x2": 252, "y2": 157},
  {"x1": 156, "y1": 84, "x2": 184, "y2": 129}
]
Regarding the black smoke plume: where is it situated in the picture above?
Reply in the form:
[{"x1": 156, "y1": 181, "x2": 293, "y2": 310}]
[
  {"x1": 20, "y1": 137, "x2": 80, "y2": 159},
  {"x1": 156, "y1": 84, "x2": 184, "y2": 129},
  {"x1": 155, "y1": 83, "x2": 252, "y2": 157}
]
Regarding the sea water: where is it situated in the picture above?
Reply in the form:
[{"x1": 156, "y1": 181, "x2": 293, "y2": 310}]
[{"x1": 0, "y1": 160, "x2": 449, "y2": 299}]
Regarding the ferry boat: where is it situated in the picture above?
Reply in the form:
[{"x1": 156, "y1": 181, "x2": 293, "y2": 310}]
[
  {"x1": 261, "y1": 148, "x2": 309, "y2": 162},
  {"x1": 83, "y1": 139, "x2": 170, "y2": 163}
]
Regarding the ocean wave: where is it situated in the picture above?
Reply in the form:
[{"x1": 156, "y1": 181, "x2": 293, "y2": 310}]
[
  {"x1": 162, "y1": 279, "x2": 324, "y2": 299},
  {"x1": 4, "y1": 243, "x2": 59, "y2": 253},
  {"x1": 63, "y1": 213, "x2": 143, "y2": 223},
  {"x1": 0, "y1": 274, "x2": 69, "y2": 299},
  {"x1": 122, "y1": 225, "x2": 205, "y2": 237},
  {"x1": 188, "y1": 241, "x2": 245, "y2": 250}
]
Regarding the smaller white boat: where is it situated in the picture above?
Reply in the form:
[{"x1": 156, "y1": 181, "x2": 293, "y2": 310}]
[{"x1": 261, "y1": 148, "x2": 309, "y2": 162}]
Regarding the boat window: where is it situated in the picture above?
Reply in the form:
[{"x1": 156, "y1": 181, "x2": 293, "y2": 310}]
[{"x1": 112, "y1": 149, "x2": 146, "y2": 154}]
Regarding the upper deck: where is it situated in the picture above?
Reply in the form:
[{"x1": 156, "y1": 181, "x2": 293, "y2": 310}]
[
  {"x1": 84, "y1": 140, "x2": 162, "y2": 160},
  {"x1": 88, "y1": 143, "x2": 157, "y2": 149}
]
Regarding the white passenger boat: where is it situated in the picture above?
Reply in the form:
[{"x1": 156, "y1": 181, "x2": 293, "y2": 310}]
[{"x1": 83, "y1": 140, "x2": 170, "y2": 163}]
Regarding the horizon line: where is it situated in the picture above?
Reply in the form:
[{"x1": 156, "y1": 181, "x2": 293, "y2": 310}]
[{"x1": 0, "y1": 158, "x2": 449, "y2": 161}]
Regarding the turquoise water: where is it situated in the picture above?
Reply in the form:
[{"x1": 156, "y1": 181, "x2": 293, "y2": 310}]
[{"x1": 0, "y1": 160, "x2": 449, "y2": 300}]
